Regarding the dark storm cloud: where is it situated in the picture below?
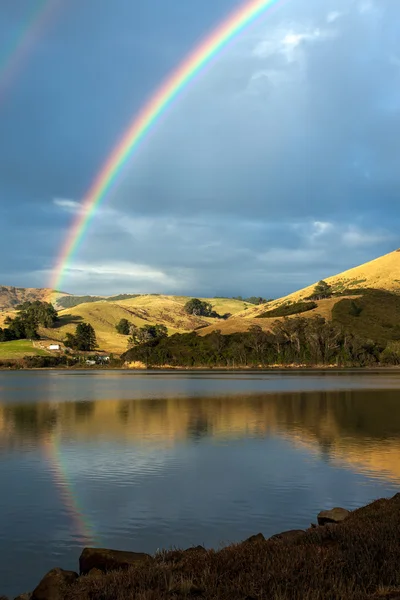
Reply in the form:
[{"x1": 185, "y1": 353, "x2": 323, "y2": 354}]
[{"x1": 0, "y1": 0, "x2": 399, "y2": 295}]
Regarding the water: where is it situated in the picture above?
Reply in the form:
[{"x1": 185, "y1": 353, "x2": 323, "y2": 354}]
[{"x1": 1, "y1": 369, "x2": 400, "y2": 597}]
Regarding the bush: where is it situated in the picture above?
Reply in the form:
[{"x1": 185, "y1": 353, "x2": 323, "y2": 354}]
[{"x1": 380, "y1": 342, "x2": 400, "y2": 365}]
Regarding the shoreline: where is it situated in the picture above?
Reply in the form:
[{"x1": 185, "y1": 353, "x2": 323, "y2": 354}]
[
  {"x1": 5, "y1": 493, "x2": 400, "y2": 600},
  {"x1": 1, "y1": 364, "x2": 400, "y2": 372}
]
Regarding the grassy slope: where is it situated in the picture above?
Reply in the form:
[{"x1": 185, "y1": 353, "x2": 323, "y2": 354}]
[
  {"x1": 331, "y1": 289, "x2": 400, "y2": 344},
  {"x1": 61, "y1": 494, "x2": 400, "y2": 600},
  {"x1": 0, "y1": 340, "x2": 49, "y2": 358},
  {"x1": 39, "y1": 295, "x2": 249, "y2": 353},
  {"x1": 197, "y1": 296, "x2": 361, "y2": 336},
  {"x1": 233, "y1": 249, "x2": 400, "y2": 321}
]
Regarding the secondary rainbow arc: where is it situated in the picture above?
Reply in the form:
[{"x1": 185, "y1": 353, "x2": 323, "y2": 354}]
[
  {"x1": 50, "y1": 0, "x2": 284, "y2": 292},
  {"x1": 0, "y1": 1, "x2": 61, "y2": 103}
]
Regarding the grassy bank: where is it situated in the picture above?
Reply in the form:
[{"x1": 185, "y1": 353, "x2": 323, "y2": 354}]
[
  {"x1": 0, "y1": 340, "x2": 48, "y2": 359},
  {"x1": 15, "y1": 493, "x2": 400, "y2": 600}
]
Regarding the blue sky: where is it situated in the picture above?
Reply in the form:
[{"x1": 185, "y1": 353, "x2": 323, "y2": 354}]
[{"x1": 0, "y1": 0, "x2": 399, "y2": 298}]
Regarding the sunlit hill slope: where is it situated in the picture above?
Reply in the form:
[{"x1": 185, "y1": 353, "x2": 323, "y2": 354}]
[
  {"x1": 2, "y1": 249, "x2": 400, "y2": 355},
  {"x1": 198, "y1": 249, "x2": 400, "y2": 335},
  {"x1": 235, "y1": 249, "x2": 400, "y2": 319},
  {"x1": 37, "y1": 295, "x2": 249, "y2": 354}
]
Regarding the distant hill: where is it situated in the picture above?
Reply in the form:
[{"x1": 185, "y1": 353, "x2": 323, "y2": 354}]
[{"x1": 0, "y1": 286, "x2": 70, "y2": 310}]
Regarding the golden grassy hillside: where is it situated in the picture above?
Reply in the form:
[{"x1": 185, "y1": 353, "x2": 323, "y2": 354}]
[
  {"x1": 197, "y1": 296, "x2": 362, "y2": 336},
  {"x1": 3, "y1": 248, "x2": 400, "y2": 348},
  {"x1": 233, "y1": 249, "x2": 400, "y2": 320},
  {"x1": 38, "y1": 295, "x2": 249, "y2": 353}
]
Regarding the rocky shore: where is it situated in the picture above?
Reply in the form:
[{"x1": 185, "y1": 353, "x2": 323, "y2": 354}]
[{"x1": 3, "y1": 494, "x2": 400, "y2": 600}]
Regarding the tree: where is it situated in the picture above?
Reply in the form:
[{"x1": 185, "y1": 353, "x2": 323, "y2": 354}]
[
  {"x1": 0, "y1": 301, "x2": 58, "y2": 343},
  {"x1": 128, "y1": 324, "x2": 168, "y2": 347},
  {"x1": 16, "y1": 301, "x2": 58, "y2": 328},
  {"x1": 309, "y1": 280, "x2": 333, "y2": 300},
  {"x1": 64, "y1": 323, "x2": 97, "y2": 351},
  {"x1": 245, "y1": 297, "x2": 268, "y2": 305},
  {"x1": 184, "y1": 298, "x2": 214, "y2": 317},
  {"x1": 115, "y1": 318, "x2": 131, "y2": 335}
]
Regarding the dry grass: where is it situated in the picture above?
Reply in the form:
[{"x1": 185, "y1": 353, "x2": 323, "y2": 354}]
[
  {"x1": 235, "y1": 250, "x2": 400, "y2": 320},
  {"x1": 198, "y1": 296, "x2": 362, "y2": 335},
  {"x1": 60, "y1": 493, "x2": 400, "y2": 600},
  {"x1": 39, "y1": 296, "x2": 248, "y2": 353}
]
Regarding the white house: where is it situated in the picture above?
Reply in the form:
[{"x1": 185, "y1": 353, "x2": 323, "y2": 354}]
[{"x1": 48, "y1": 344, "x2": 61, "y2": 351}]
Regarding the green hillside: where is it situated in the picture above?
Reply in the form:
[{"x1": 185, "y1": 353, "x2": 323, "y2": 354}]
[{"x1": 0, "y1": 340, "x2": 49, "y2": 359}]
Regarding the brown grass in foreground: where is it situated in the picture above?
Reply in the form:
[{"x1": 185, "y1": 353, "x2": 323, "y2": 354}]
[{"x1": 61, "y1": 493, "x2": 400, "y2": 600}]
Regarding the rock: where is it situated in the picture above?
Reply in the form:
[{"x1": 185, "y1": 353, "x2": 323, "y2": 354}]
[
  {"x1": 31, "y1": 568, "x2": 78, "y2": 600},
  {"x1": 310, "y1": 523, "x2": 318, "y2": 528},
  {"x1": 243, "y1": 533, "x2": 266, "y2": 544},
  {"x1": 317, "y1": 507, "x2": 350, "y2": 526},
  {"x1": 79, "y1": 547, "x2": 153, "y2": 575},
  {"x1": 184, "y1": 545, "x2": 207, "y2": 553},
  {"x1": 14, "y1": 595, "x2": 32, "y2": 600},
  {"x1": 0, "y1": 596, "x2": 9, "y2": 600},
  {"x1": 269, "y1": 529, "x2": 306, "y2": 542}
]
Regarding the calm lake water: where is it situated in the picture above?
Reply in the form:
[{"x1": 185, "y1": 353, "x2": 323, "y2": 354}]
[{"x1": 1, "y1": 369, "x2": 400, "y2": 596}]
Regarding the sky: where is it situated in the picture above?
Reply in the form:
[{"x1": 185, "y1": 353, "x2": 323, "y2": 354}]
[{"x1": 0, "y1": 0, "x2": 399, "y2": 299}]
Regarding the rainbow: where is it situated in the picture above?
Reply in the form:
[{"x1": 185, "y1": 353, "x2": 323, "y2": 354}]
[
  {"x1": 0, "y1": 1, "x2": 62, "y2": 104},
  {"x1": 50, "y1": 0, "x2": 285, "y2": 292},
  {"x1": 42, "y1": 433, "x2": 99, "y2": 545}
]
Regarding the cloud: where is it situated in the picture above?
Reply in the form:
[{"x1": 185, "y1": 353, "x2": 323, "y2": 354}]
[
  {"x1": 341, "y1": 226, "x2": 391, "y2": 248},
  {"x1": 326, "y1": 11, "x2": 344, "y2": 23},
  {"x1": 53, "y1": 198, "x2": 83, "y2": 213},
  {"x1": 252, "y1": 24, "x2": 337, "y2": 65},
  {"x1": 36, "y1": 261, "x2": 185, "y2": 296},
  {"x1": 357, "y1": 0, "x2": 375, "y2": 14},
  {"x1": 2, "y1": 0, "x2": 399, "y2": 297}
]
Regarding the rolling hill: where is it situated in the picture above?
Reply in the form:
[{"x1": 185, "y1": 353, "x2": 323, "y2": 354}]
[
  {"x1": 0, "y1": 286, "x2": 69, "y2": 310},
  {"x1": 233, "y1": 248, "x2": 400, "y2": 320},
  {"x1": 2, "y1": 248, "x2": 400, "y2": 356},
  {"x1": 37, "y1": 295, "x2": 250, "y2": 354}
]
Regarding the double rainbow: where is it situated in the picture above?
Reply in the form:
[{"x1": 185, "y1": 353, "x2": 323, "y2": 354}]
[
  {"x1": 46, "y1": 0, "x2": 286, "y2": 542},
  {"x1": 50, "y1": 0, "x2": 283, "y2": 292}
]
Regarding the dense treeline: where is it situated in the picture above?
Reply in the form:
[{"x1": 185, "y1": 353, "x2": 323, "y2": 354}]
[
  {"x1": 122, "y1": 316, "x2": 387, "y2": 367},
  {"x1": 257, "y1": 301, "x2": 317, "y2": 318},
  {"x1": 0, "y1": 301, "x2": 58, "y2": 341}
]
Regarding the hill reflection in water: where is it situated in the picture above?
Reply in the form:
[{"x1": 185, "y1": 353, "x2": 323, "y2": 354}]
[{"x1": 1, "y1": 386, "x2": 400, "y2": 483}]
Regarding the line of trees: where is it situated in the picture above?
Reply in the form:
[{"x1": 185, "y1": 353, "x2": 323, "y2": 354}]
[
  {"x1": 231, "y1": 296, "x2": 271, "y2": 305},
  {"x1": 122, "y1": 316, "x2": 385, "y2": 367}
]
